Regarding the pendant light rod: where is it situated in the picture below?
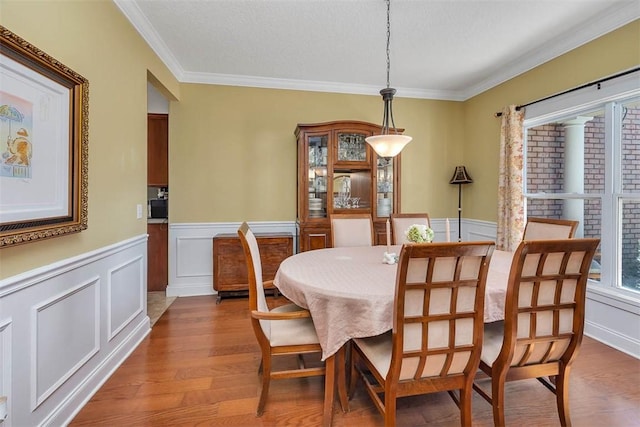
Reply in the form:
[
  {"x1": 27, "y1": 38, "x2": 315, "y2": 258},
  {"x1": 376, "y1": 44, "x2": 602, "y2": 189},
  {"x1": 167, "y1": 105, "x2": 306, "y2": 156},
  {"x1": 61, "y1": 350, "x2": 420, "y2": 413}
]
[
  {"x1": 385, "y1": 0, "x2": 391, "y2": 89},
  {"x1": 366, "y1": 0, "x2": 412, "y2": 159}
]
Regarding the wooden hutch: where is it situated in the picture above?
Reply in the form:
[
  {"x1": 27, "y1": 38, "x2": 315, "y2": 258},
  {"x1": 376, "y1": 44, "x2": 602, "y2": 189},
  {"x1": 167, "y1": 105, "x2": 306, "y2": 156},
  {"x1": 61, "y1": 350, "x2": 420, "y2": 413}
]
[{"x1": 295, "y1": 120, "x2": 401, "y2": 251}]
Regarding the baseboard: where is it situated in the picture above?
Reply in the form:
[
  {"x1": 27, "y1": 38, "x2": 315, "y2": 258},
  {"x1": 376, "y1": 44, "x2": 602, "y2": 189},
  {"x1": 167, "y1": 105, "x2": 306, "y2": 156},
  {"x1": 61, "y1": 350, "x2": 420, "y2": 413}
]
[
  {"x1": 166, "y1": 283, "x2": 215, "y2": 298},
  {"x1": 585, "y1": 320, "x2": 640, "y2": 359}
]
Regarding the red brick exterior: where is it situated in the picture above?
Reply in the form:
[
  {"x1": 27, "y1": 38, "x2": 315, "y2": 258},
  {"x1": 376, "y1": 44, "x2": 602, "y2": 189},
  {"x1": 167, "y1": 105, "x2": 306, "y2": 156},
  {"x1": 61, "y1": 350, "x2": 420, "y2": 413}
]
[{"x1": 526, "y1": 107, "x2": 640, "y2": 288}]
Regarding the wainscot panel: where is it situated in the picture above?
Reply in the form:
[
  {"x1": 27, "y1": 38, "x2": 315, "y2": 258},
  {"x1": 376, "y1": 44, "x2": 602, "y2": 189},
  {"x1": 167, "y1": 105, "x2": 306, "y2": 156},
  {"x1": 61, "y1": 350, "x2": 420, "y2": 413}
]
[{"x1": 0, "y1": 235, "x2": 149, "y2": 426}]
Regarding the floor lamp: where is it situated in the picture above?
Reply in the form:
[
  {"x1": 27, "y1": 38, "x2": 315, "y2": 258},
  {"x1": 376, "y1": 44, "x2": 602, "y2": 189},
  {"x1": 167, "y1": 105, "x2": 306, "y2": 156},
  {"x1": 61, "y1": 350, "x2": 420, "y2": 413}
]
[{"x1": 449, "y1": 166, "x2": 473, "y2": 242}]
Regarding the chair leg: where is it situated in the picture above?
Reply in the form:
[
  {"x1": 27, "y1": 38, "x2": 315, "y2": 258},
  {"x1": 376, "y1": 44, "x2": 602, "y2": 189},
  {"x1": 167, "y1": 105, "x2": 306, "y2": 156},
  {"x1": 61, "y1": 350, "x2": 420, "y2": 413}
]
[
  {"x1": 460, "y1": 384, "x2": 473, "y2": 427},
  {"x1": 384, "y1": 389, "x2": 396, "y2": 427},
  {"x1": 348, "y1": 350, "x2": 359, "y2": 399},
  {"x1": 323, "y1": 354, "x2": 336, "y2": 427},
  {"x1": 491, "y1": 375, "x2": 506, "y2": 427},
  {"x1": 256, "y1": 354, "x2": 271, "y2": 416},
  {"x1": 556, "y1": 367, "x2": 572, "y2": 427},
  {"x1": 336, "y1": 346, "x2": 349, "y2": 412}
]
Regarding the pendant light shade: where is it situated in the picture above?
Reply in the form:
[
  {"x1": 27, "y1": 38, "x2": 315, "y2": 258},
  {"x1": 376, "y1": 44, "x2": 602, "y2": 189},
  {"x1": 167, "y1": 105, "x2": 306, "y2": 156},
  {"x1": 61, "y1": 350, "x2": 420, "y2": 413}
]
[
  {"x1": 365, "y1": 0, "x2": 412, "y2": 158},
  {"x1": 365, "y1": 134, "x2": 412, "y2": 158}
]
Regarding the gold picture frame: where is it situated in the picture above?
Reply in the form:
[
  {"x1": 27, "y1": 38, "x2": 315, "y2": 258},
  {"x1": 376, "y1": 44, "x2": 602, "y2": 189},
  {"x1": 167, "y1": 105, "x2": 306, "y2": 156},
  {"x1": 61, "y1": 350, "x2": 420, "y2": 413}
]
[{"x1": 0, "y1": 26, "x2": 89, "y2": 247}]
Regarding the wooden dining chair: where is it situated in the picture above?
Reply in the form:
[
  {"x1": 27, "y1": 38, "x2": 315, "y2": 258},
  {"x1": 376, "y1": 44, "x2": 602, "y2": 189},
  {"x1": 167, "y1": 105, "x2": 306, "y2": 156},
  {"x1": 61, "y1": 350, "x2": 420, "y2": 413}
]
[
  {"x1": 349, "y1": 241, "x2": 495, "y2": 427},
  {"x1": 472, "y1": 238, "x2": 600, "y2": 427},
  {"x1": 390, "y1": 213, "x2": 431, "y2": 244},
  {"x1": 237, "y1": 222, "x2": 325, "y2": 416},
  {"x1": 523, "y1": 217, "x2": 579, "y2": 240},
  {"x1": 330, "y1": 213, "x2": 374, "y2": 247}
]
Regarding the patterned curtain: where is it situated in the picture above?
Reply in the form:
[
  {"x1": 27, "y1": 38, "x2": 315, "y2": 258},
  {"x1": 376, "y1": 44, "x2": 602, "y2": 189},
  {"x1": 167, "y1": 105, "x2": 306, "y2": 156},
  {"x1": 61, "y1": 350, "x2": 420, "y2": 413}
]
[{"x1": 496, "y1": 105, "x2": 525, "y2": 251}]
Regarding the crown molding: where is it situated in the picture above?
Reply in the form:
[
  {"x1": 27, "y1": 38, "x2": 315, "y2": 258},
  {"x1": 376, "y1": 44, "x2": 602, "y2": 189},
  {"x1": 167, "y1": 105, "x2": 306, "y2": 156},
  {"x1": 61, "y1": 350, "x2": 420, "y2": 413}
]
[
  {"x1": 117, "y1": 0, "x2": 639, "y2": 102},
  {"x1": 113, "y1": 0, "x2": 185, "y2": 81},
  {"x1": 180, "y1": 71, "x2": 463, "y2": 100},
  {"x1": 460, "y1": 2, "x2": 640, "y2": 100}
]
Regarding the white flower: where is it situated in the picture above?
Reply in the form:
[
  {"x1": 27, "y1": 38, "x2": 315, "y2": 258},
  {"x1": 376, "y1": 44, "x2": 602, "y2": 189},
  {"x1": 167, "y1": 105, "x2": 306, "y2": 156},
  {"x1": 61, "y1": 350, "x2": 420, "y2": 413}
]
[{"x1": 405, "y1": 224, "x2": 434, "y2": 243}]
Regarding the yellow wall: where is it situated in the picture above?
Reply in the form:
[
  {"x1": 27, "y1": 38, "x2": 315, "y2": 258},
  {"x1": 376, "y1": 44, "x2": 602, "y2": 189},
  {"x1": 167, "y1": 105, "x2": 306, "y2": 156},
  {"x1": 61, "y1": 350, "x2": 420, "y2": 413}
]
[
  {"x1": 463, "y1": 20, "x2": 640, "y2": 222},
  {"x1": 169, "y1": 85, "x2": 463, "y2": 222},
  {"x1": 0, "y1": 0, "x2": 636, "y2": 280},
  {"x1": 0, "y1": 0, "x2": 179, "y2": 278}
]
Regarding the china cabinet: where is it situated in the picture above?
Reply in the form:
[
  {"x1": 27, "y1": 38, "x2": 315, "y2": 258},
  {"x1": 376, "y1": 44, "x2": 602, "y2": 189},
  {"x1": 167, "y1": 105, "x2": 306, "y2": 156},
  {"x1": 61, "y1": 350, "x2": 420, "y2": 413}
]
[{"x1": 295, "y1": 121, "x2": 401, "y2": 251}]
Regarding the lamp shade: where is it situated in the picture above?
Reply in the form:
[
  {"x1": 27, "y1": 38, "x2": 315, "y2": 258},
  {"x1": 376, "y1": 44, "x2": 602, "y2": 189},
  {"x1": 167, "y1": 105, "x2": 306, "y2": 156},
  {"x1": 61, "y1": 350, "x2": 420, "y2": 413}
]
[
  {"x1": 449, "y1": 165, "x2": 473, "y2": 184},
  {"x1": 366, "y1": 134, "x2": 412, "y2": 158}
]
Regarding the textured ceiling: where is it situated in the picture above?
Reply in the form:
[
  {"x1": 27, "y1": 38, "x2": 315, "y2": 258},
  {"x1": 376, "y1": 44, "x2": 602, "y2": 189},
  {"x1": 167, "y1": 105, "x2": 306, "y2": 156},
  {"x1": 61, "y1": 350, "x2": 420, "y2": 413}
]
[{"x1": 115, "y1": 0, "x2": 640, "y2": 100}]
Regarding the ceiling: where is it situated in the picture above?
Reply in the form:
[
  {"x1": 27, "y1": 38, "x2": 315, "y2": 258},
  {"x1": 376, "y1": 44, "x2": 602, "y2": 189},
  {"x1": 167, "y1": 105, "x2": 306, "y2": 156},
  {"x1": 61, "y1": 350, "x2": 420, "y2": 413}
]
[{"x1": 115, "y1": 0, "x2": 640, "y2": 101}]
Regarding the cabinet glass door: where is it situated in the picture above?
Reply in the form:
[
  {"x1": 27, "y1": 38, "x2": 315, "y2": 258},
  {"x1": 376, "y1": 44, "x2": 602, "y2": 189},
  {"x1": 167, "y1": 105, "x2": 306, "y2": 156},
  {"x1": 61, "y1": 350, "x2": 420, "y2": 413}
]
[
  {"x1": 308, "y1": 135, "x2": 328, "y2": 219},
  {"x1": 334, "y1": 132, "x2": 371, "y2": 168},
  {"x1": 376, "y1": 157, "x2": 394, "y2": 217}
]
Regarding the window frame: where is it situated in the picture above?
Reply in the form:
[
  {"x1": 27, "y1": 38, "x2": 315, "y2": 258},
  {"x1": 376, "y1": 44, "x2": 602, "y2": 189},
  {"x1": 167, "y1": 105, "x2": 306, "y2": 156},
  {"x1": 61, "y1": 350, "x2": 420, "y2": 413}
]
[{"x1": 523, "y1": 69, "x2": 640, "y2": 299}]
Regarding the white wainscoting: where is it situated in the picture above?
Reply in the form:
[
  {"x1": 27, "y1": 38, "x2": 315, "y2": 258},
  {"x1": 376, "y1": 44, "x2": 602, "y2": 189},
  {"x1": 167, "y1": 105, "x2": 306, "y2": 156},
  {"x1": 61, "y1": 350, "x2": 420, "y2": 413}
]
[
  {"x1": 0, "y1": 235, "x2": 150, "y2": 427},
  {"x1": 0, "y1": 318, "x2": 11, "y2": 423},
  {"x1": 168, "y1": 219, "x2": 463, "y2": 298},
  {"x1": 169, "y1": 218, "x2": 639, "y2": 356},
  {"x1": 167, "y1": 221, "x2": 298, "y2": 297}
]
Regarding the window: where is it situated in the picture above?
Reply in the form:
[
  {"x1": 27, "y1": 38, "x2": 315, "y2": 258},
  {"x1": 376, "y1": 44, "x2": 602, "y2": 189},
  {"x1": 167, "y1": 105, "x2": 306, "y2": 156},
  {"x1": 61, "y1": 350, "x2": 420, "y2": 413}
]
[{"x1": 523, "y1": 71, "x2": 640, "y2": 295}]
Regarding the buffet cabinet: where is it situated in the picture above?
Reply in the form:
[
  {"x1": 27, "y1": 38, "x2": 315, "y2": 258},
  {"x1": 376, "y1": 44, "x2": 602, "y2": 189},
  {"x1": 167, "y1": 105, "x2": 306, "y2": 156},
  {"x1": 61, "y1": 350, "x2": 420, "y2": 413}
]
[
  {"x1": 295, "y1": 121, "x2": 401, "y2": 251},
  {"x1": 213, "y1": 232, "x2": 293, "y2": 302}
]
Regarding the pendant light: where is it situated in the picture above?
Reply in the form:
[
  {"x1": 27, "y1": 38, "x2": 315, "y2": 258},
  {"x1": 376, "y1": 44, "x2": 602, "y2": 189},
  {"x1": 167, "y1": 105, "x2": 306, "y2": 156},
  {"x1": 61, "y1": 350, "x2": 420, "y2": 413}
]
[{"x1": 365, "y1": 0, "x2": 412, "y2": 158}]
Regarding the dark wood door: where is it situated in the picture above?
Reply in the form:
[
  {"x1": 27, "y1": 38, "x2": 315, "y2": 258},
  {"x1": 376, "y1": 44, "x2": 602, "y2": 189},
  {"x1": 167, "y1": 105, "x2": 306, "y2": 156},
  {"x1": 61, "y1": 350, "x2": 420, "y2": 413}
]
[
  {"x1": 147, "y1": 223, "x2": 168, "y2": 291},
  {"x1": 147, "y1": 114, "x2": 168, "y2": 186}
]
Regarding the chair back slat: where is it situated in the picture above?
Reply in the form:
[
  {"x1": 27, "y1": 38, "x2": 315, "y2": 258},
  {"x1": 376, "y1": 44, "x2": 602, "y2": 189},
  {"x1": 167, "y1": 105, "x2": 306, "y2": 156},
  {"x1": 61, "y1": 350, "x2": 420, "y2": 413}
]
[{"x1": 391, "y1": 242, "x2": 495, "y2": 382}]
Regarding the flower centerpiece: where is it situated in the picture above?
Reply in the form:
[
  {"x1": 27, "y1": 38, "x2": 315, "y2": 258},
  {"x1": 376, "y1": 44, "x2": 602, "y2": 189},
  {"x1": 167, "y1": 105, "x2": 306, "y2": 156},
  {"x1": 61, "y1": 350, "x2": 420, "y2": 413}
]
[{"x1": 405, "y1": 224, "x2": 434, "y2": 243}]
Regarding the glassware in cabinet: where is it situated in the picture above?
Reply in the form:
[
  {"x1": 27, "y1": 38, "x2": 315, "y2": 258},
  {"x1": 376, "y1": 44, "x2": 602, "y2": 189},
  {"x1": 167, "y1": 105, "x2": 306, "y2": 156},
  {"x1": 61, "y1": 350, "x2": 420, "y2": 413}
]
[
  {"x1": 333, "y1": 131, "x2": 371, "y2": 168},
  {"x1": 332, "y1": 171, "x2": 371, "y2": 211},
  {"x1": 307, "y1": 135, "x2": 328, "y2": 219}
]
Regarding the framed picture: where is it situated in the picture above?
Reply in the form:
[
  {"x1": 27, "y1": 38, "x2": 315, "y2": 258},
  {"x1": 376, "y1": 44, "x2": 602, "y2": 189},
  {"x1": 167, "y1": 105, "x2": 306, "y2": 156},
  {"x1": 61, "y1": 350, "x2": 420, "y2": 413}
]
[{"x1": 0, "y1": 26, "x2": 89, "y2": 247}]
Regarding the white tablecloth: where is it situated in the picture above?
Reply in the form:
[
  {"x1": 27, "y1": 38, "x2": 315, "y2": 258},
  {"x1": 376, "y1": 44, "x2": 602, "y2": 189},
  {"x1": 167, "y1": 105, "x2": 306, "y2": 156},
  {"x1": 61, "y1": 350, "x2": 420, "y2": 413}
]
[
  {"x1": 484, "y1": 249, "x2": 513, "y2": 322},
  {"x1": 274, "y1": 245, "x2": 512, "y2": 360}
]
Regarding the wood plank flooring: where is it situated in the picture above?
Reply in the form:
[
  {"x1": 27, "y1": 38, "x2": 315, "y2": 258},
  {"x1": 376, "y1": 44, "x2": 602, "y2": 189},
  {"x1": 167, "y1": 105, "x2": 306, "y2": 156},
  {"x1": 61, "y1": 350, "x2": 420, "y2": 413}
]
[{"x1": 71, "y1": 295, "x2": 640, "y2": 426}]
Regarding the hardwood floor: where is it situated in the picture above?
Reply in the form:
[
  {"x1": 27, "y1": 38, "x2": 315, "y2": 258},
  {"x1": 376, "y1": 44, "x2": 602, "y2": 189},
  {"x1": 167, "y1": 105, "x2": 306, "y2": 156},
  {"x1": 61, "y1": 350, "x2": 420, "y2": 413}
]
[{"x1": 71, "y1": 296, "x2": 640, "y2": 426}]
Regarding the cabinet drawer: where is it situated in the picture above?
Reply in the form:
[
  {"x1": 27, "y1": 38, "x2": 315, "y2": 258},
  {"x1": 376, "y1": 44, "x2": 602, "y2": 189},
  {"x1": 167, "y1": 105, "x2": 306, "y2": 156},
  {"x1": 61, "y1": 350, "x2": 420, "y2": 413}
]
[{"x1": 299, "y1": 227, "x2": 330, "y2": 251}]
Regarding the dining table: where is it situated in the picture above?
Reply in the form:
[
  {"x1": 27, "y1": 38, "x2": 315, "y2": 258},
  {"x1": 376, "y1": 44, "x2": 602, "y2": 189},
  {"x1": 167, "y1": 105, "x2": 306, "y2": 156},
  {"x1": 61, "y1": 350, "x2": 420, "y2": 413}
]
[{"x1": 273, "y1": 244, "x2": 514, "y2": 426}]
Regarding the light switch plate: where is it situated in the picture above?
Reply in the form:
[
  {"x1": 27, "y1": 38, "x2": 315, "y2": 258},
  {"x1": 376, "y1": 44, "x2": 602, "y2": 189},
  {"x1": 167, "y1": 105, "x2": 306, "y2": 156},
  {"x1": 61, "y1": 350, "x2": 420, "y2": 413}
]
[{"x1": 136, "y1": 204, "x2": 143, "y2": 219}]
